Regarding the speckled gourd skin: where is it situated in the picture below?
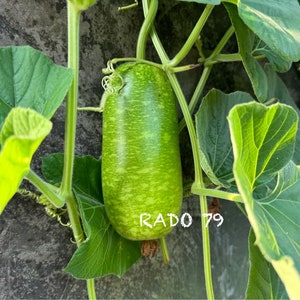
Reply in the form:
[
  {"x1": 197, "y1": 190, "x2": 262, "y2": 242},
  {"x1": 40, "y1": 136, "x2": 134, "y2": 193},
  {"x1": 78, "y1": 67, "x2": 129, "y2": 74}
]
[{"x1": 101, "y1": 63, "x2": 182, "y2": 241}]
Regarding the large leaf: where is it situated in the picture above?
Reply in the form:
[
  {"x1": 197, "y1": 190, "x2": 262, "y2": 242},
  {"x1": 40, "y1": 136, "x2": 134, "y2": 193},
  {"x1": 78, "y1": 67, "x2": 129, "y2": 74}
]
[
  {"x1": 195, "y1": 89, "x2": 254, "y2": 187},
  {"x1": 0, "y1": 107, "x2": 52, "y2": 214},
  {"x1": 0, "y1": 46, "x2": 73, "y2": 129},
  {"x1": 264, "y1": 64, "x2": 300, "y2": 164},
  {"x1": 246, "y1": 162, "x2": 300, "y2": 300},
  {"x1": 224, "y1": 3, "x2": 268, "y2": 102},
  {"x1": 238, "y1": 0, "x2": 300, "y2": 62},
  {"x1": 42, "y1": 154, "x2": 102, "y2": 201},
  {"x1": 66, "y1": 191, "x2": 142, "y2": 279},
  {"x1": 228, "y1": 102, "x2": 298, "y2": 188},
  {"x1": 246, "y1": 229, "x2": 288, "y2": 299},
  {"x1": 42, "y1": 154, "x2": 141, "y2": 279},
  {"x1": 228, "y1": 102, "x2": 300, "y2": 299}
]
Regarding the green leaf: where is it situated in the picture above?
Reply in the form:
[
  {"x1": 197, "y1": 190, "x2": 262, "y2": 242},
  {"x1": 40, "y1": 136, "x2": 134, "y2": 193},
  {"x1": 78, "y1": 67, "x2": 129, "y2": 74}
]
[
  {"x1": 246, "y1": 229, "x2": 288, "y2": 300},
  {"x1": 0, "y1": 107, "x2": 52, "y2": 214},
  {"x1": 246, "y1": 162, "x2": 300, "y2": 299},
  {"x1": 224, "y1": 3, "x2": 268, "y2": 102},
  {"x1": 66, "y1": 191, "x2": 142, "y2": 279},
  {"x1": 228, "y1": 102, "x2": 300, "y2": 299},
  {"x1": 252, "y1": 39, "x2": 292, "y2": 73},
  {"x1": 0, "y1": 46, "x2": 73, "y2": 129},
  {"x1": 264, "y1": 64, "x2": 300, "y2": 164},
  {"x1": 228, "y1": 102, "x2": 298, "y2": 188},
  {"x1": 42, "y1": 154, "x2": 142, "y2": 279},
  {"x1": 238, "y1": 0, "x2": 300, "y2": 62},
  {"x1": 42, "y1": 154, "x2": 102, "y2": 201},
  {"x1": 195, "y1": 89, "x2": 254, "y2": 187}
]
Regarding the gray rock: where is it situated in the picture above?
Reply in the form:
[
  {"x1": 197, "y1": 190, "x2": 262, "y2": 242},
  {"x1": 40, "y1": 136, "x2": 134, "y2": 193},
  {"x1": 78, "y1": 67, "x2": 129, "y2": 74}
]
[{"x1": 0, "y1": 0, "x2": 299, "y2": 299}]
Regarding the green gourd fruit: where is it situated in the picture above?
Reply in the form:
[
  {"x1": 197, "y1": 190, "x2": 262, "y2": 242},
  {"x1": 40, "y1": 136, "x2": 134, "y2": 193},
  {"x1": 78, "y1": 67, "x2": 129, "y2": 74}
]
[{"x1": 101, "y1": 62, "x2": 182, "y2": 241}]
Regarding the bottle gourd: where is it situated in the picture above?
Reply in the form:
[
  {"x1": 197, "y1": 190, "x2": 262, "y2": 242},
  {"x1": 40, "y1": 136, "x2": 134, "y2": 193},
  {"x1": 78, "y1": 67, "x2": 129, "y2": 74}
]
[{"x1": 101, "y1": 62, "x2": 182, "y2": 241}]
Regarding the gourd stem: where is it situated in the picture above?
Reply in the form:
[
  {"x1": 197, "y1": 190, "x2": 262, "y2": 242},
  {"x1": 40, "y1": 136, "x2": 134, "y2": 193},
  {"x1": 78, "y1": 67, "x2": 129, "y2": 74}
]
[
  {"x1": 159, "y1": 237, "x2": 170, "y2": 264},
  {"x1": 136, "y1": 0, "x2": 158, "y2": 59}
]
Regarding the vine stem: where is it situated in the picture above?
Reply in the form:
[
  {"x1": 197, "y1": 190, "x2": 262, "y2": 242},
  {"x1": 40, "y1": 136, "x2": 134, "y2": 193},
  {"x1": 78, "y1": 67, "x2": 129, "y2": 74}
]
[
  {"x1": 61, "y1": 1, "x2": 79, "y2": 196},
  {"x1": 118, "y1": 0, "x2": 138, "y2": 11},
  {"x1": 136, "y1": 0, "x2": 158, "y2": 59},
  {"x1": 179, "y1": 25, "x2": 235, "y2": 131},
  {"x1": 179, "y1": 65, "x2": 211, "y2": 132},
  {"x1": 169, "y1": 5, "x2": 214, "y2": 67},
  {"x1": 141, "y1": 0, "x2": 169, "y2": 64},
  {"x1": 61, "y1": 0, "x2": 84, "y2": 249},
  {"x1": 140, "y1": 1, "x2": 215, "y2": 298},
  {"x1": 167, "y1": 73, "x2": 214, "y2": 300},
  {"x1": 62, "y1": 2, "x2": 95, "y2": 299}
]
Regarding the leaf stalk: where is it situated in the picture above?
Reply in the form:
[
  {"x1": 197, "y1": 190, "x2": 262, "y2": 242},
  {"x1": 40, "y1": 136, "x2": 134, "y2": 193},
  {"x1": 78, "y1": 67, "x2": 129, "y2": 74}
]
[
  {"x1": 192, "y1": 187, "x2": 243, "y2": 203},
  {"x1": 25, "y1": 170, "x2": 64, "y2": 208}
]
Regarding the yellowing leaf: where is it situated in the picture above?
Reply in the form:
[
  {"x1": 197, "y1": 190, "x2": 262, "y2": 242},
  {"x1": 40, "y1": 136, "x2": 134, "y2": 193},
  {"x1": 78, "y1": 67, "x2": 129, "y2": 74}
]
[{"x1": 0, "y1": 108, "x2": 52, "y2": 214}]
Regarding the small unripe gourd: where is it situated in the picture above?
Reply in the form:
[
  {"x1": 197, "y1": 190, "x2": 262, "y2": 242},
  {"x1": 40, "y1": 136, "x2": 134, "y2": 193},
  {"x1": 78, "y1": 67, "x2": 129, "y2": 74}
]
[{"x1": 101, "y1": 62, "x2": 182, "y2": 241}]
